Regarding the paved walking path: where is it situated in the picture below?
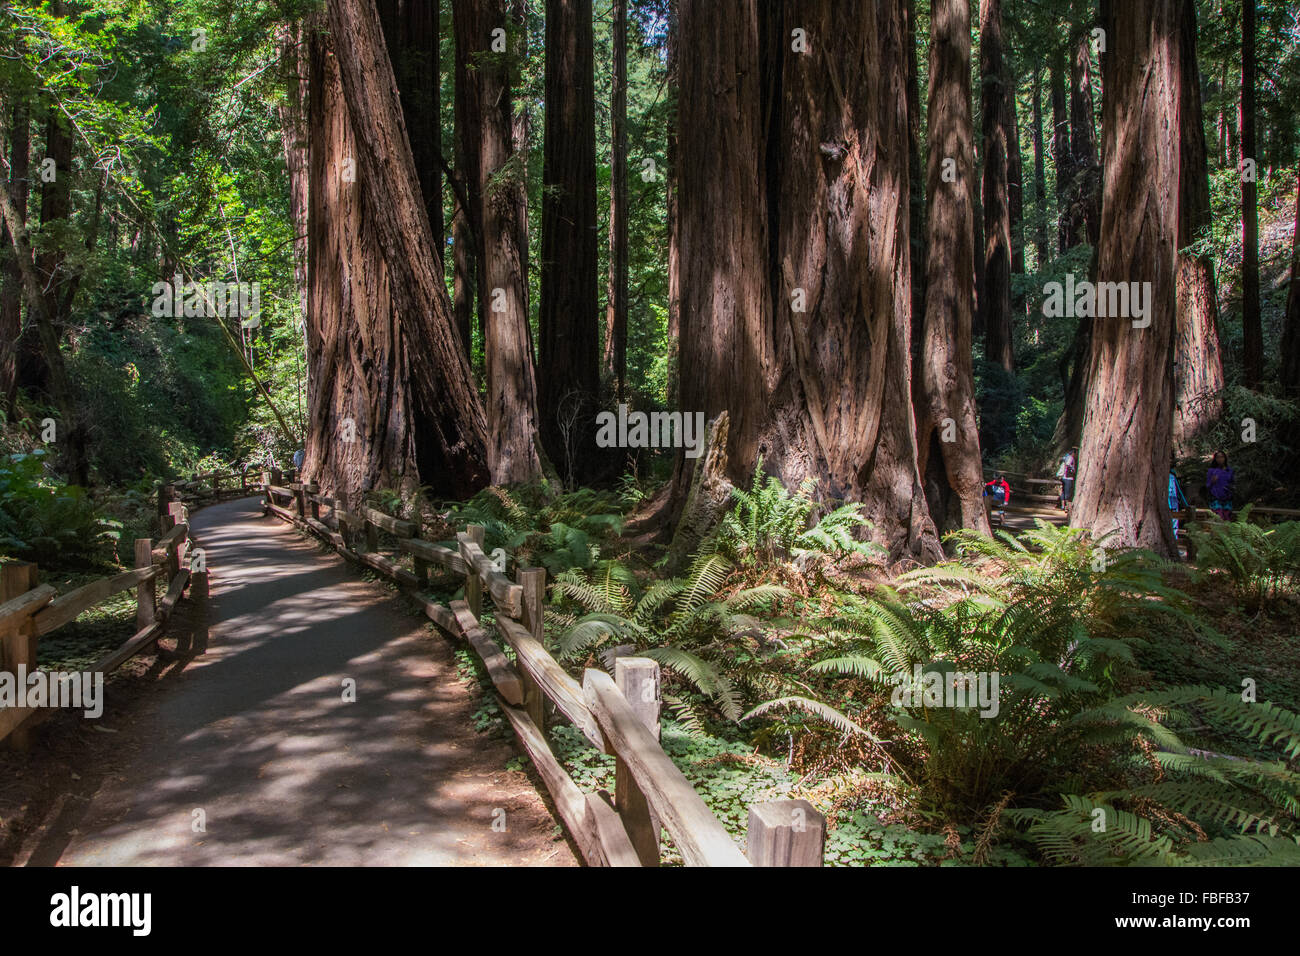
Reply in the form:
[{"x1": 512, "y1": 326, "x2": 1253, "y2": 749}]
[{"x1": 44, "y1": 496, "x2": 573, "y2": 866}]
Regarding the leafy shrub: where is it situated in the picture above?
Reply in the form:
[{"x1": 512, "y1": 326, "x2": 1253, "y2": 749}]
[
  {"x1": 1189, "y1": 506, "x2": 1300, "y2": 611},
  {"x1": 0, "y1": 450, "x2": 122, "y2": 565},
  {"x1": 716, "y1": 460, "x2": 881, "y2": 569}
]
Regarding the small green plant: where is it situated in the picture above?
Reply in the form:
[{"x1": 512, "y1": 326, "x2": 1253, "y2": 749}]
[
  {"x1": 1188, "y1": 506, "x2": 1300, "y2": 611},
  {"x1": 717, "y1": 460, "x2": 881, "y2": 568}
]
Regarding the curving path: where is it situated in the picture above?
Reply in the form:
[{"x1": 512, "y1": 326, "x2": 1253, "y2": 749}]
[{"x1": 44, "y1": 496, "x2": 574, "y2": 866}]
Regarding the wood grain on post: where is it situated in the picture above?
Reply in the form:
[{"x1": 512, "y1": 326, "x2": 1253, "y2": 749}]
[
  {"x1": 306, "y1": 482, "x2": 320, "y2": 520},
  {"x1": 464, "y1": 524, "x2": 485, "y2": 619},
  {"x1": 134, "y1": 538, "x2": 156, "y2": 628},
  {"x1": 583, "y1": 668, "x2": 749, "y2": 867},
  {"x1": 517, "y1": 567, "x2": 547, "y2": 732},
  {"x1": 0, "y1": 562, "x2": 40, "y2": 749},
  {"x1": 746, "y1": 799, "x2": 825, "y2": 867},
  {"x1": 614, "y1": 656, "x2": 662, "y2": 866}
]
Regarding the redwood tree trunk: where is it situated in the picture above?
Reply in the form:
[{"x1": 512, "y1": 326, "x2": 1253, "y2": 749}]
[
  {"x1": 453, "y1": 0, "x2": 545, "y2": 484},
  {"x1": 1282, "y1": 162, "x2": 1300, "y2": 394},
  {"x1": 674, "y1": 0, "x2": 940, "y2": 561},
  {"x1": 1070, "y1": 0, "x2": 1181, "y2": 556},
  {"x1": 539, "y1": 0, "x2": 601, "y2": 484},
  {"x1": 1067, "y1": 27, "x2": 1100, "y2": 249},
  {"x1": 979, "y1": 0, "x2": 1014, "y2": 373},
  {"x1": 917, "y1": 0, "x2": 990, "y2": 536},
  {"x1": 1240, "y1": 0, "x2": 1262, "y2": 390},
  {"x1": 1031, "y1": 69, "x2": 1050, "y2": 269},
  {"x1": 1173, "y1": 0, "x2": 1224, "y2": 451},
  {"x1": 377, "y1": 0, "x2": 444, "y2": 261},
  {"x1": 602, "y1": 0, "x2": 629, "y2": 402},
  {"x1": 0, "y1": 105, "x2": 28, "y2": 406},
  {"x1": 1050, "y1": 48, "x2": 1073, "y2": 254},
  {"x1": 307, "y1": 2, "x2": 489, "y2": 502}
]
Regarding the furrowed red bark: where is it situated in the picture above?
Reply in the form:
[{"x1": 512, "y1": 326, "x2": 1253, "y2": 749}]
[
  {"x1": 309, "y1": 1, "x2": 489, "y2": 501},
  {"x1": 916, "y1": 0, "x2": 991, "y2": 536},
  {"x1": 1071, "y1": 0, "x2": 1182, "y2": 556}
]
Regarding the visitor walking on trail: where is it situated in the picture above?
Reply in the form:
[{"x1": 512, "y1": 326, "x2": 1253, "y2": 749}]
[
  {"x1": 1206, "y1": 451, "x2": 1235, "y2": 520},
  {"x1": 1168, "y1": 462, "x2": 1189, "y2": 534},
  {"x1": 985, "y1": 473, "x2": 1012, "y2": 527},
  {"x1": 1057, "y1": 448, "x2": 1077, "y2": 514}
]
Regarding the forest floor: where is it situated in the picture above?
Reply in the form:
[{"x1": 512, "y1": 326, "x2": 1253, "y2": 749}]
[{"x1": 0, "y1": 496, "x2": 575, "y2": 866}]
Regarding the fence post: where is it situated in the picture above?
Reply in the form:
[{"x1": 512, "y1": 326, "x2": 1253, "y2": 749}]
[
  {"x1": 294, "y1": 484, "x2": 306, "y2": 519},
  {"x1": 306, "y1": 483, "x2": 320, "y2": 520},
  {"x1": 412, "y1": 519, "x2": 428, "y2": 588},
  {"x1": 0, "y1": 561, "x2": 39, "y2": 750},
  {"x1": 240, "y1": 467, "x2": 248, "y2": 494},
  {"x1": 364, "y1": 514, "x2": 378, "y2": 554},
  {"x1": 211, "y1": 471, "x2": 220, "y2": 497},
  {"x1": 134, "y1": 539, "x2": 157, "y2": 628},
  {"x1": 613, "y1": 656, "x2": 661, "y2": 866},
  {"x1": 187, "y1": 567, "x2": 209, "y2": 655},
  {"x1": 157, "y1": 483, "x2": 173, "y2": 530},
  {"x1": 465, "y1": 524, "x2": 485, "y2": 618},
  {"x1": 746, "y1": 799, "x2": 825, "y2": 867},
  {"x1": 517, "y1": 567, "x2": 547, "y2": 732}
]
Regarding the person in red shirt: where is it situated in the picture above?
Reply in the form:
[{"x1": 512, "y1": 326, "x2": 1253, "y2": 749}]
[{"x1": 984, "y1": 474, "x2": 1012, "y2": 506}]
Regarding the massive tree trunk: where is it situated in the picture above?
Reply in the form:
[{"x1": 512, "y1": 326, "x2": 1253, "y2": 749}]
[
  {"x1": 978, "y1": 0, "x2": 1014, "y2": 373},
  {"x1": 378, "y1": 0, "x2": 444, "y2": 262},
  {"x1": 1173, "y1": 0, "x2": 1224, "y2": 451},
  {"x1": 1282, "y1": 161, "x2": 1300, "y2": 394},
  {"x1": 1070, "y1": 0, "x2": 1181, "y2": 556},
  {"x1": 602, "y1": 0, "x2": 629, "y2": 402},
  {"x1": 1240, "y1": 0, "x2": 1262, "y2": 390},
  {"x1": 0, "y1": 105, "x2": 28, "y2": 407},
  {"x1": 452, "y1": 1, "x2": 485, "y2": 361},
  {"x1": 674, "y1": 0, "x2": 940, "y2": 561},
  {"x1": 453, "y1": 0, "x2": 545, "y2": 484},
  {"x1": 539, "y1": 0, "x2": 601, "y2": 484},
  {"x1": 916, "y1": 0, "x2": 990, "y2": 536},
  {"x1": 306, "y1": 2, "x2": 488, "y2": 503},
  {"x1": 665, "y1": 0, "x2": 681, "y2": 409}
]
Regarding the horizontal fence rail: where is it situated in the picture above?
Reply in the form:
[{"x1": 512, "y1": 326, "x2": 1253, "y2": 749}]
[
  {"x1": 260, "y1": 481, "x2": 825, "y2": 866},
  {"x1": 0, "y1": 499, "x2": 208, "y2": 747}
]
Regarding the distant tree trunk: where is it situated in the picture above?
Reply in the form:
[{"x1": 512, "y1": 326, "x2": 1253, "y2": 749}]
[
  {"x1": 0, "y1": 105, "x2": 29, "y2": 407},
  {"x1": 979, "y1": 0, "x2": 1014, "y2": 372},
  {"x1": 539, "y1": 0, "x2": 601, "y2": 484},
  {"x1": 453, "y1": 1, "x2": 486, "y2": 360},
  {"x1": 1282, "y1": 162, "x2": 1300, "y2": 393},
  {"x1": 378, "y1": 0, "x2": 444, "y2": 262},
  {"x1": 1050, "y1": 48, "x2": 1072, "y2": 254},
  {"x1": 451, "y1": 192, "x2": 475, "y2": 360},
  {"x1": 917, "y1": 0, "x2": 990, "y2": 536},
  {"x1": 276, "y1": 23, "x2": 312, "y2": 402},
  {"x1": 1067, "y1": 27, "x2": 1100, "y2": 248},
  {"x1": 453, "y1": 0, "x2": 546, "y2": 484},
  {"x1": 1240, "y1": 0, "x2": 1262, "y2": 390},
  {"x1": 1031, "y1": 69, "x2": 1050, "y2": 269},
  {"x1": 665, "y1": 0, "x2": 681, "y2": 409},
  {"x1": 307, "y1": 1, "x2": 489, "y2": 501},
  {"x1": 602, "y1": 0, "x2": 629, "y2": 402},
  {"x1": 1173, "y1": 0, "x2": 1224, "y2": 451},
  {"x1": 1070, "y1": 0, "x2": 1181, "y2": 557},
  {"x1": 1007, "y1": 71, "x2": 1025, "y2": 278}
]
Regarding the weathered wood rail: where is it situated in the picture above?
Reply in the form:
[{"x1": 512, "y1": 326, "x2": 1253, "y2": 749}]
[
  {"x1": 261, "y1": 482, "x2": 825, "y2": 866},
  {"x1": 0, "y1": 499, "x2": 208, "y2": 747}
]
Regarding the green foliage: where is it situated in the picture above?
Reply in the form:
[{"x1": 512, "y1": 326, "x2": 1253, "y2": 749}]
[
  {"x1": 716, "y1": 460, "x2": 882, "y2": 569},
  {"x1": 1189, "y1": 507, "x2": 1300, "y2": 611},
  {"x1": 0, "y1": 451, "x2": 121, "y2": 565}
]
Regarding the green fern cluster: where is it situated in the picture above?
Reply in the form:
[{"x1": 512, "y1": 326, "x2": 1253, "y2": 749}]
[
  {"x1": 765, "y1": 521, "x2": 1300, "y2": 864},
  {"x1": 716, "y1": 460, "x2": 881, "y2": 569},
  {"x1": 553, "y1": 550, "x2": 793, "y2": 728},
  {"x1": 0, "y1": 451, "x2": 122, "y2": 565},
  {"x1": 1188, "y1": 506, "x2": 1300, "y2": 611},
  {"x1": 435, "y1": 482, "x2": 626, "y2": 574}
]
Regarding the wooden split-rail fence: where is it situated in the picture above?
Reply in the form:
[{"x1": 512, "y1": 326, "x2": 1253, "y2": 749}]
[
  {"x1": 262, "y1": 477, "x2": 825, "y2": 867},
  {"x1": 0, "y1": 498, "x2": 208, "y2": 748}
]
